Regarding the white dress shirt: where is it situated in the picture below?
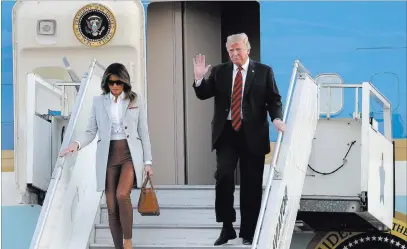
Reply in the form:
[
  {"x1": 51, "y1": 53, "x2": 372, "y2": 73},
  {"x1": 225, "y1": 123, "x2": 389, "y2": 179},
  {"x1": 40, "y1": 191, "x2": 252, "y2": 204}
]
[
  {"x1": 195, "y1": 58, "x2": 250, "y2": 120},
  {"x1": 109, "y1": 92, "x2": 152, "y2": 165},
  {"x1": 110, "y1": 92, "x2": 152, "y2": 166},
  {"x1": 76, "y1": 92, "x2": 152, "y2": 166},
  {"x1": 110, "y1": 92, "x2": 127, "y2": 140}
]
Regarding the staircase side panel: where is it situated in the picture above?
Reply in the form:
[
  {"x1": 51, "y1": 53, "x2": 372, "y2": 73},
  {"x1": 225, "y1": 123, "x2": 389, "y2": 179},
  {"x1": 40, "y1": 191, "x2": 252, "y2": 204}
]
[
  {"x1": 258, "y1": 73, "x2": 319, "y2": 249},
  {"x1": 367, "y1": 127, "x2": 394, "y2": 229},
  {"x1": 32, "y1": 61, "x2": 102, "y2": 249}
]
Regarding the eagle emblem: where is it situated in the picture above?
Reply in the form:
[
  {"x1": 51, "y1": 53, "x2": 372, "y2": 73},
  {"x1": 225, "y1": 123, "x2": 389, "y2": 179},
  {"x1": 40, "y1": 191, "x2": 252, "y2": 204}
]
[{"x1": 85, "y1": 15, "x2": 106, "y2": 37}]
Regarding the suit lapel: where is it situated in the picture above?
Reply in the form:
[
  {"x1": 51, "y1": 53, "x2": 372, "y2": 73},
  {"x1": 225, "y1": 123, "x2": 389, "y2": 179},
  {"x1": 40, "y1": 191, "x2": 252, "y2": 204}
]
[
  {"x1": 224, "y1": 62, "x2": 234, "y2": 101},
  {"x1": 244, "y1": 60, "x2": 256, "y2": 97},
  {"x1": 103, "y1": 95, "x2": 112, "y2": 120}
]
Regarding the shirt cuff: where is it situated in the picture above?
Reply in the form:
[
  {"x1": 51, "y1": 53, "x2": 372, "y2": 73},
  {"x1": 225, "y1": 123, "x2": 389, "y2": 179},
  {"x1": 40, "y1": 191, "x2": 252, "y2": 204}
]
[
  {"x1": 144, "y1": 161, "x2": 152, "y2": 166},
  {"x1": 195, "y1": 79, "x2": 203, "y2": 86},
  {"x1": 75, "y1": 141, "x2": 81, "y2": 150}
]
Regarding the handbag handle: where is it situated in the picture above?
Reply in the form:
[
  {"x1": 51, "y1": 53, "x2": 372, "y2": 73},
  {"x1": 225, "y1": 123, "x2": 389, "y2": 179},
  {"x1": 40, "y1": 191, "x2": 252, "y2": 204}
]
[{"x1": 142, "y1": 174, "x2": 154, "y2": 191}]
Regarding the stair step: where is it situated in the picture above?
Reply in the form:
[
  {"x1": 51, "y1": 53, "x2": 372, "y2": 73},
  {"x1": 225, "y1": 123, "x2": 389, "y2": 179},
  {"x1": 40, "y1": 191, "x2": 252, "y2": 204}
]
[
  {"x1": 101, "y1": 187, "x2": 242, "y2": 206},
  {"x1": 89, "y1": 244, "x2": 249, "y2": 249},
  {"x1": 101, "y1": 185, "x2": 266, "y2": 206},
  {"x1": 99, "y1": 205, "x2": 241, "y2": 225},
  {"x1": 94, "y1": 224, "x2": 242, "y2": 246}
]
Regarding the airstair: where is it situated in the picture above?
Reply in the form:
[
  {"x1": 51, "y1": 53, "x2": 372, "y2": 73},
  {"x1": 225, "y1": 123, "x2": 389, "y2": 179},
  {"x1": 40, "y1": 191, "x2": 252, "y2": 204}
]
[
  {"x1": 22, "y1": 59, "x2": 394, "y2": 249},
  {"x1": 12, "y1": 1, "x2": 394, "y2": 248}
]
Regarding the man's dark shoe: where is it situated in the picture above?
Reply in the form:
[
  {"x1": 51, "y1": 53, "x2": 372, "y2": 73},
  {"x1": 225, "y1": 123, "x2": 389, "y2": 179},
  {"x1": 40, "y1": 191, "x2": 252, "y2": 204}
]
[
  {"x1": 214, "y1": 227, "x2": 237, "y2": 246},
  {"x1": 242, "y1": 238, "x2": 253, "y2": 245}
]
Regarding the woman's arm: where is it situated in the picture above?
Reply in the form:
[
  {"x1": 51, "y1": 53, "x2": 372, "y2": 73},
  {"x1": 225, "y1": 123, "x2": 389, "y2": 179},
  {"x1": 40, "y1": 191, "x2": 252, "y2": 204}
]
[{"x1": 137, "y1": 95, "x2": 153, "y2": 165}]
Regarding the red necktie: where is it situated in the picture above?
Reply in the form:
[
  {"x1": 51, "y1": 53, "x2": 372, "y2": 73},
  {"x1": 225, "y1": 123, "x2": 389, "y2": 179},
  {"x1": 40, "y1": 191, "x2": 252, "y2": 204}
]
[{"x1": 231, "y1": 66, "x2": 243, "y2": 131}]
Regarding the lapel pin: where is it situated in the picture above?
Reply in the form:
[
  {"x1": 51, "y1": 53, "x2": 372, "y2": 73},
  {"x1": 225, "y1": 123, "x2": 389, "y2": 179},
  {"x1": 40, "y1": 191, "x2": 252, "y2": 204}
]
[{"x1": 252, "y1": 70, "x2": 255, "y2": 72}]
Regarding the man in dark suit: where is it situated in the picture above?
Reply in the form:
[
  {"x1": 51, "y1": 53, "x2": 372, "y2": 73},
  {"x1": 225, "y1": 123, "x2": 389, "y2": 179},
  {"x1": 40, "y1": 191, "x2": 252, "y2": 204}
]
[{"x1": 192, "y1": 33, "x2": 285, "y2": 246}]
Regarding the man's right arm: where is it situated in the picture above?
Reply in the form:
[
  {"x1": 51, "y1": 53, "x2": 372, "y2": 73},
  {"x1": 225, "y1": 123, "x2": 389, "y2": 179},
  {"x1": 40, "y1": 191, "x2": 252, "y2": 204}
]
[
  {"x1": 265, "y1": 66, "x2": 283, "y2": 122},
  {"x1": 192, "y1": 66, "x2": 217, "y2": 100}
]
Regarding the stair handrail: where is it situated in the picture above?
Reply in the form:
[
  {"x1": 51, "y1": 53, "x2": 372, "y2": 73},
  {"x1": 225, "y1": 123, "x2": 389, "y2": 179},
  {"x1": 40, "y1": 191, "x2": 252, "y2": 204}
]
[
  {"x1": 251, "y1": 60, "x2": 311, "y2": 249},
  {"x1": 29, "y1": 59, "x2": 97, "y2": 249}
]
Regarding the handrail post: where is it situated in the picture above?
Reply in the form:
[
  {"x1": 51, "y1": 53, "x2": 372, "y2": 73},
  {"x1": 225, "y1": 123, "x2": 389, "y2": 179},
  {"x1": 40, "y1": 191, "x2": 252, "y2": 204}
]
[
  {"x1": 251, "y1": 60, "x2": 299, "y2": 249},
  {"x1": 327, "y1": 87, "x2": 332, "y2": 119},
  {"x1": 354, "y1": 88, "x2": 360, "y2": 119}
]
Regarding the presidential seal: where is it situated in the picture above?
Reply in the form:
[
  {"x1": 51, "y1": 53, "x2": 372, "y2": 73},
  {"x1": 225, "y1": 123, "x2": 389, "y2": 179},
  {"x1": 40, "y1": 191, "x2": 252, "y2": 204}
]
[
  {"x1": 73, "y1": 3, "x2": 117, "y2": 47},
  {"x1": 306, "y1": 214, "x2": 407, "y2": 249},
  {"x1": 336, "y1": 232, "x2": 406, "y2": 249}
]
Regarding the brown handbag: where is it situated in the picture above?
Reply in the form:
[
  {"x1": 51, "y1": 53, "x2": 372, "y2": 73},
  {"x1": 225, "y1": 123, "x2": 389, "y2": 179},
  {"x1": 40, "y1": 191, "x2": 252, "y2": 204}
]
[{"x1": 137, "y1": 174, "x2": 160, "y2": 216}]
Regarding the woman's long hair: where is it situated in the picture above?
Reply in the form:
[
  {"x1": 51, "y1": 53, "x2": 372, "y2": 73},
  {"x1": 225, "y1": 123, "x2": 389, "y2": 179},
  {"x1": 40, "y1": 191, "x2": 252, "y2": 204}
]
[{"x1": 101, "y1": 63, "x2": 137, "y2": 104}]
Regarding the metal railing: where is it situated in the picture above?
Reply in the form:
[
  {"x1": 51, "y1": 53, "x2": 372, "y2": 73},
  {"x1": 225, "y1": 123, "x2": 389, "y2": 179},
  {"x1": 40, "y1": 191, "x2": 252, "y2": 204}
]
[
  {"x1": 319, "y1": 82, "x2": 391, "y2": 140},
  {"x1": 251, "y1": 60, "x2": 312, "y2": 248}
]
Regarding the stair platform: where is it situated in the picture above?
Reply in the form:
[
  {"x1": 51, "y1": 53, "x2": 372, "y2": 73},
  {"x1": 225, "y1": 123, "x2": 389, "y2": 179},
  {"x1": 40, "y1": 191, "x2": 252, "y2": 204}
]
[{"x1": 297, "y1": 195, "x2": 386, "y2": 232}]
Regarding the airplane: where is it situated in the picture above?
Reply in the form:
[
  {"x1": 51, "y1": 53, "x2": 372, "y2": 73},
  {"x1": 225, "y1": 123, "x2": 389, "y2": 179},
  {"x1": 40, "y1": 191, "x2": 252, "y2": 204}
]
[{"x1": 1, "y1": 1, "x2": 406, "y2": 249}]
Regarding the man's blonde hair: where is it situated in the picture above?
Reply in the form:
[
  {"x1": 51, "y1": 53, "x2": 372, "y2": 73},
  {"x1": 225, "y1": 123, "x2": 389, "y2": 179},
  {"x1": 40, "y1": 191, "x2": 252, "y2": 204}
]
[{"x1": 226, "y1": 33, "x2": 251, "y2": 50}]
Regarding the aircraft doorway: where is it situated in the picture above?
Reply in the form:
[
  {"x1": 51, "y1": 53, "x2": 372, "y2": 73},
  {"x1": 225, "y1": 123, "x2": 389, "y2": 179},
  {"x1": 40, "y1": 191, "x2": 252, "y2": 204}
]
[{"x1": 146, "y1": 1, "x2": 260, "y2": 185}]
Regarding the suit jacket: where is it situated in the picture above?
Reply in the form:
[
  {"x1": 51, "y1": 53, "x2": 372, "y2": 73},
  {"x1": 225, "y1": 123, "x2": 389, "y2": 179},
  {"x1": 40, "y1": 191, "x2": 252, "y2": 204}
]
[
  {"x1": 76, "y1": 93, "x2": 152, "y2": 192},
  {"x1": 193, "y1": 60, "x2": 283, "y2": 155}
]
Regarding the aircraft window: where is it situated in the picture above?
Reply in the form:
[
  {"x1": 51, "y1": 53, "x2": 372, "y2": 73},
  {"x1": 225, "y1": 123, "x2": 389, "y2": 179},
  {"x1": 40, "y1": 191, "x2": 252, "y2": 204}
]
[{"x1": 315, "y1": 73, "x2": 344, "y2": 115}]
